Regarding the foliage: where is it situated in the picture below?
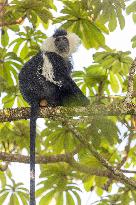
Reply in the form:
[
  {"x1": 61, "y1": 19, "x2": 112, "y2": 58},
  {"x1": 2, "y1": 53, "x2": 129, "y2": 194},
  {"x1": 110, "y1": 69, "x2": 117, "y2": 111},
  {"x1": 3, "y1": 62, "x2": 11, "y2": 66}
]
[
  {"x1": 0, "y1": 178, "x2": 29, "y2": 205},
  {"x1": 0, "y1": 0, "x2": 136, "y2": 204},
  {"x1": 37, "y1": 164, "x2": 81, "y2": 205}
]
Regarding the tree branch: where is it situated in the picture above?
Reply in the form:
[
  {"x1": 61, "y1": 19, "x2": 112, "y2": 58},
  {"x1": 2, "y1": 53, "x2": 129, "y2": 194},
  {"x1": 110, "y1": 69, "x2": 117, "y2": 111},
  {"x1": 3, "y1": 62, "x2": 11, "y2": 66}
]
[
  {"x1": 1, "y1": 152, "x2": 136, "y2": 188},
  {"x1": 104, "y1": 134, "x2": 132, "y2": 191},
  {"x1": 61, "y1": 121, "x2": 136, "y2": 189},
  {"x1": 0, "y1": 15, "x2": 26, "y2": 27},
  {"x1": 121, "y1": 169, "x2": 136, "y2": 174},
  {"x1": 0, "y1": 102, "x2": 136, "y2": 122},
  {"x1": 0, "y1": 152, "x2": 67, "y2": 164},
  {"x1": 124, "y1": 58, "x2": 136, "y2": 103}
]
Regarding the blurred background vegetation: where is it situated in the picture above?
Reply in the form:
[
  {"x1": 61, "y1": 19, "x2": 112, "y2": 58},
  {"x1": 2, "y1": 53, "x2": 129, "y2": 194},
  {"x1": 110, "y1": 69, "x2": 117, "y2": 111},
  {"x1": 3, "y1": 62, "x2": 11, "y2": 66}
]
[{"x1": 0, "y1": 0, "x2": 136, "y2": 204}]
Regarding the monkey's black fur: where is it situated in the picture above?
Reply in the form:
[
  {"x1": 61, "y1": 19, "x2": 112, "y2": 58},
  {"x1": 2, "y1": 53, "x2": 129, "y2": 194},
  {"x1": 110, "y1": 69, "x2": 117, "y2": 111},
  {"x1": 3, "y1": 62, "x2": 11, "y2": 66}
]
[
  {"x1": 53, "y1": 29, "x2": 67, "y2": 37},
  {"x1": 19, "y1": 29, "x2": 89, "y2": 205},
  {"x1": 19, "y1": 51, "x2": 89, "y2": 106}
]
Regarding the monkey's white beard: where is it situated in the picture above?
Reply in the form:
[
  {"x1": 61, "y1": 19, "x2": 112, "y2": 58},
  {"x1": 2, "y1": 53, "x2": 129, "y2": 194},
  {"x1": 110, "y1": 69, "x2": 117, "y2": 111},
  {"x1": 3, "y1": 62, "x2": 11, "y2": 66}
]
[
  {"x1": 42, "y1": 54, "x2": 61, "y2": 86},
  {"x1": 41, "y1": 33, "x2": 81, "y2": 58}
]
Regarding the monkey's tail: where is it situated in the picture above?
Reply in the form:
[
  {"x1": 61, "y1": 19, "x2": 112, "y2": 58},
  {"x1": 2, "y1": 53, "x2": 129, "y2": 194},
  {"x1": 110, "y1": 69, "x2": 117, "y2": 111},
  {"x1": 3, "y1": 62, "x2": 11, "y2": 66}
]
[{"x1": 30, "y1": 103, "x2": 39, "y2": 205}]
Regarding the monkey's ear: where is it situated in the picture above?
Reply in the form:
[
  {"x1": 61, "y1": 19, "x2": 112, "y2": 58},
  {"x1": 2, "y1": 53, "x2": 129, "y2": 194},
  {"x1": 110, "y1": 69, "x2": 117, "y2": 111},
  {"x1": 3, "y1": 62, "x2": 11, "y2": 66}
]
[
  {"x1": 67, "y1": 33, "x2": 81, "y2": 55},
  {"x1": 41, "y1": 37, "x2": 56, "y2": 53}
]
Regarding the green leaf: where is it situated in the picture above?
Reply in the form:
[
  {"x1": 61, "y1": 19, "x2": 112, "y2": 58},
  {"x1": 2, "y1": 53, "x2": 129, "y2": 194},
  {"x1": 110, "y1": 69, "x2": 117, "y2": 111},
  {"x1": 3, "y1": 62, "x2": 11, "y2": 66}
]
[
  {"x1": 0, "y1": 192, "x2": 9, "y2": 204},
  {"x1": 2, "y1": 94, "x2": 15, "y2": 108},
  {"x1": 95, "y1": 21, "x2": 109, "y2": 34},
  {"x1": 39, "y1": 190, "x2": 55, "y2": 205},
  {"x1": 72, "y1": 191, "x2": 81, "y2": 205},
  {"x1": 83, "y1": 21, "x2": 105, "y2": 48},
  {"x1": 11, "y1": 194, "x2": 20, "y2": 205},
  {"x1": 110, "y1": 72, "x2": 120, "y2": 93},
  {"x1": 132, "y1": 13, "x2": 136, "y2": 23},
  {"x1": 36, "y1": 186, "x2": 46, "y2": 198},
  {"x1": 116, "y1": 8, "x2": 125, "y2": 30},
  {"x1": 108, "y1": 9, "x2": 117, "y2": 31},
  {"x1": 126, "y1": 1, "x2": 136, "y2": 14},
  {"x1": 0, "y1": 173, "x2": 6, "y2": 187},
  {"x1": 96, "y1": 187, "x2": 103, "y2": 196},
  {"x1": 6, "y1": 169, "x2": 12, "y2": 178},
  {"x1": 35, "y1": 9, "x2": 52, "y2": 23},
  {"x1": 84, "y1": 176, "x2": 95, "y2": 192},
  {"x1": 66, "y1": 191, "x2": 75, "y2": 205},
  {"x1": 9, "y1": 25, "x2": 20, "y2": 32},
  {"x1": 56, "y1": 192, "x2": 63, "y2": 205},
  {"x1": 13, "y1": 39, "x2": 24, "y2": 53},
  {"x1": 72, "y1": 71, "x2": 84, "y2": 78},
  {"x1": 18, "y1": 192, "x2": 28, "y2": 205},
  {"x1": 132, "y1": 190, "x2": 136, "y2": 202},
  {"x1": 20, "y1": 42, "x2": 29, "y2": 59},
  {"x1": 1, "y1": 29, "x2": 9, "y2": 47}
]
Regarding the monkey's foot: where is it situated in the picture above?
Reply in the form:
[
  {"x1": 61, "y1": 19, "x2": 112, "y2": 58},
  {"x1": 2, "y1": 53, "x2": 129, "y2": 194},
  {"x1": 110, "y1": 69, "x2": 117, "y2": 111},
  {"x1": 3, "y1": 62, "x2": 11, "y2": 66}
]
[{"x1": 40, "y1": 99, "x2": 48, "y2": 107}]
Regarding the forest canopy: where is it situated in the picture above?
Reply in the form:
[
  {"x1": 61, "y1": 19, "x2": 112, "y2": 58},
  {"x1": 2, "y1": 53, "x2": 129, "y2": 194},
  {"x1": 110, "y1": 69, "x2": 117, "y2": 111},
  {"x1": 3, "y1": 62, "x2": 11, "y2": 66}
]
[{"x1": 0, "y1": 0, "x2": 136, "y2": 204}]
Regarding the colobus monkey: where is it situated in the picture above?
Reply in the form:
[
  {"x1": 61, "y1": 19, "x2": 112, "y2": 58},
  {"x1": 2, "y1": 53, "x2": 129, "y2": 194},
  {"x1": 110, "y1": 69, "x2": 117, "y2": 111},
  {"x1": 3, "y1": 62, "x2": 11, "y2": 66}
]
[{"x1": 19, "y1": 29, "x2": 89, "y2": 205}]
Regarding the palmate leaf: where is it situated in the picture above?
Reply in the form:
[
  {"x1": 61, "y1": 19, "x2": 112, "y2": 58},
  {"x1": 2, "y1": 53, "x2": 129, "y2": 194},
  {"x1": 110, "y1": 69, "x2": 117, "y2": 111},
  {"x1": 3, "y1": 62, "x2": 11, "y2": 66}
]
[
  {"x1": 42, "y1": 120, "x2": 78, "y2": 153},
  {"x1": 35, "y1": 9, "x2": 53, "y2": 24},
  {"x1": 79, "y1": 153, "x2": 102, "y2": 169},
  {"x1": 37, "y1": 163, "x2": 81, "y2": 205},
  {"x1": 73, "y1": 65, "x2": 108, "y2": 95},
  {"x1": 81, "y1": 0, "x2": 125, "y2": 31},
  {"x1": 93, "y1": 50, "x2": 132, "y2": 76},
  {"x1": 60, "y1": 19, "x2": 105, "y2": 49},
  {"x1": 89, "y1": 117, "x2": 119, "y2": 145},
  {"x1": 98, "y1": 0, "x2": 125, "y2": 31},
  {"x1": 82, "y1": 20, "x2": 105, "y2": 48},
  {"x1": 8, "y1": 27, "x2": 46, "y2": 60},
  {"x1": 38, "y1": 187, "x2": 81, "y2": 205},
  {"x1": 4, "y1": 0, "x2": 54, "y2": 28},
  {"x1": 54, "y1": 1, "x2": 105, "y2": 49},
  {"x1": 0, "y1": 178, "x2": 29, "y2": 205}
]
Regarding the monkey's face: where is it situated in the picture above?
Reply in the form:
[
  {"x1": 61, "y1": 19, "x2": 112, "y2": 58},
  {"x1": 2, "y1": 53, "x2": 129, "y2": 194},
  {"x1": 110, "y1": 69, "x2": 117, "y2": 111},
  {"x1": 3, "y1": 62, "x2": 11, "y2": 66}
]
[{"x1": 54, "y1": 36, "x2": 69, "y2": 53}]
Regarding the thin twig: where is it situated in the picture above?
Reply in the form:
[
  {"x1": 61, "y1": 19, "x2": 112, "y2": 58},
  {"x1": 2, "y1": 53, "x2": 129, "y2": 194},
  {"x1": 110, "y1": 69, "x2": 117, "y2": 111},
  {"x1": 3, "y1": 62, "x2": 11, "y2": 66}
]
[
  {"x1": 124, "y1": 58, "x2": 136, "y2": 103},
  {"x1": 103, "y1": 134, "x2": 132, "y2": 191}
]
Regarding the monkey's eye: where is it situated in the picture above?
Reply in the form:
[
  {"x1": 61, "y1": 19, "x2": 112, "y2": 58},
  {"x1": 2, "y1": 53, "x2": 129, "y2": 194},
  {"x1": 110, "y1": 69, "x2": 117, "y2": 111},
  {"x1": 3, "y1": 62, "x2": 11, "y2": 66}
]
[
  {"x1": 55, "y1": 38, "x2": 60, "y2": 42},
  {"x1": 55, "y1": 37, "x2": 67, "y2": 42}
]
